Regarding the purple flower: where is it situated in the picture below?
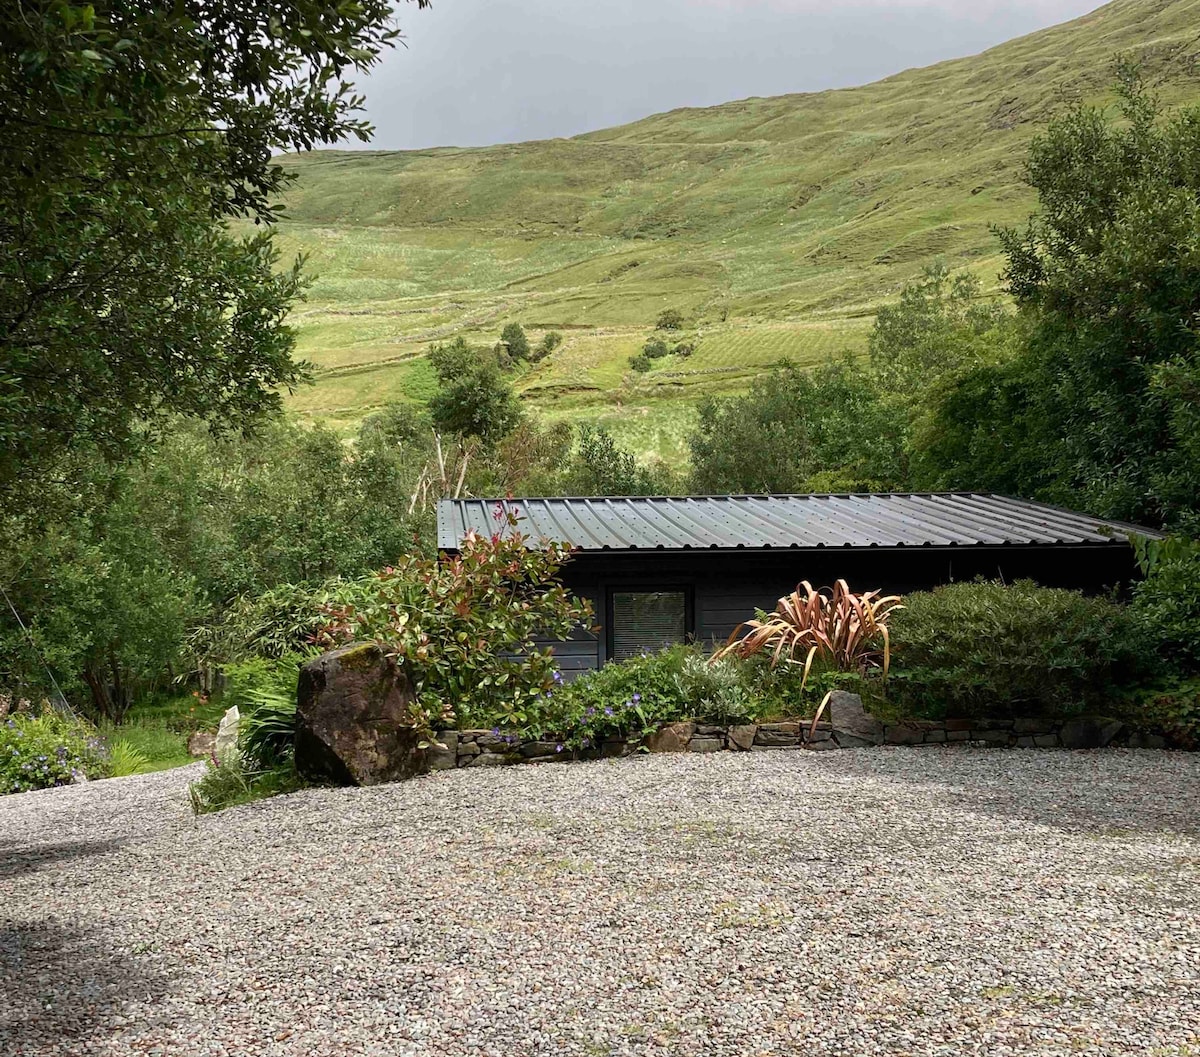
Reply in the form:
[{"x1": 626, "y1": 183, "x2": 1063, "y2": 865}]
[
  {"x1": 491, "y1": 727, "x2": 500, "y2": 737},
  {"x1": 552, "y1": 671, "x2": 563, "y2": 684},
  {"x1": 555, "y1": 743, "x2": 564, "y2": 753},
  {"x1": 604, "y1": 707, "x2": 614, "y2": 716},
  {"x1": 632, "y1": 693, "x2": 641, "y2": 703},
  {"x1": 582, "y1": 737, "x2": 591, "y2": 748}
]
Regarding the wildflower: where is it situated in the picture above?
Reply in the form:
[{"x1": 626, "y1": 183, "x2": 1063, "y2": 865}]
[
  {"x1": 552, "y1": 671, "x2": 563, "y2": 684},
  {"x1": 632, "y1": 693, "x2": 641, "y2": 703},
  {"x1": 582, "y1": 737, "x2": 591, "y2": 748},
  {"x1": 604, "y1": 707, "x2": 614, "y2": 716},
  {"x1": 555, "y1": 744, "x2": 564, "y2": 753},
  {"x1": 491, "y1": 727, "x2": 501, "y2": 737}
]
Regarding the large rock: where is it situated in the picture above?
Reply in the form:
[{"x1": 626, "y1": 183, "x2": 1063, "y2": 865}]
[
  {"x1": 827, "y1": 692, "x2": 884, "y2": 746},
  {"x1": 295, "y1": 644, "x2": 428, "y2": 786}
]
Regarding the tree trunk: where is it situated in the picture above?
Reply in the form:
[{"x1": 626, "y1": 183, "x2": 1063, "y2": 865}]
[{"x1": 82, "y1": 665, "x2": 114, "y2": 721}]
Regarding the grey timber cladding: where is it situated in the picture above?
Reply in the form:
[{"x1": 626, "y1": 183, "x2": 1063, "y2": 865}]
[{"x1": 437, "y1": 494, "x2": 1159, "y2": 552}]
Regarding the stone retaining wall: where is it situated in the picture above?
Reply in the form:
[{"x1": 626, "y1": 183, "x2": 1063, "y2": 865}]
[{"x1": 428, "y1": 693, "x2": 1168, "y2": 770}]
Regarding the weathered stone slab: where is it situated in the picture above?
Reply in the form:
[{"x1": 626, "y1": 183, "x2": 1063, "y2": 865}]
[
  {"x1": 646, "y1": 722, "x2": 694, "y2": 754},
  {"x1": 519, "y1": 741, "x2": 561, "y2": 759},
  {"x1": 884, "y1": 724, "x2": 924, "y2": 746},
  {"x1": 755, "y1": 729, "x2": 801, "y2": 747},
  {"x1": 1126, "y1": 732, "x2": 1167, "y2": 749},
  {"x1": 976, "y1": 728, "x2": 1011, "y2": 745},
  {"x1": 428, "y1": 730, "x2": 458, "y2": 771},
  {"x1": 1060, "y1": 717, "x2": 1124, "y2": 750},
  {"x1": 729, "y1": 725, "x2": 757, "y2": 751},
  {"x1": 688, "y1": 737, "x2": 724, "y2": 754},
  {"x1": 830, "y1": 691, "x2": 888, "y2": 748},
  {"x1": 1035, "y1": 734, "x2": 1060, "y2": 748}
]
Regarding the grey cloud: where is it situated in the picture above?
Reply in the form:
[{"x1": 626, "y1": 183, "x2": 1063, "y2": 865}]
[{"x1": 351, "y1": 0, "x2": 1102, "y2": 149}]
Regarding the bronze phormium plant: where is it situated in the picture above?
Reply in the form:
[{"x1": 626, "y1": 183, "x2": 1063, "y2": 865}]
[{"x1": 714, "y1": 579, "x2": 904, "y2": 687}]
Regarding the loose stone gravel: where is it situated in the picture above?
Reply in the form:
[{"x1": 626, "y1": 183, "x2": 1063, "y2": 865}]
[{"x1": 2, "y1": 748, "x2": 1198, "y2": 1056}]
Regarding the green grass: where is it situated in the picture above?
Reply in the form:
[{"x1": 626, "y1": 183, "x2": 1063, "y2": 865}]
[
  {"x1": 98, "y1": 693, "x2": 222, "y2": 774},
  {"x1": 273, "y1": 0, "x2": 1200, "y2": 463}
]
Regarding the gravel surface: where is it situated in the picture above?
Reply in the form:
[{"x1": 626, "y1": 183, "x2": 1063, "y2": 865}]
[{"x1": 2, "y1": 748, "x2": 1199, "y2": 1056}]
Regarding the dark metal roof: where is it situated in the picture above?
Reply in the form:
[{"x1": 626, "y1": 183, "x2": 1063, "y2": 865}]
[{"x1": 437, "y1": 494, "x2": 1161, "y2": 552}]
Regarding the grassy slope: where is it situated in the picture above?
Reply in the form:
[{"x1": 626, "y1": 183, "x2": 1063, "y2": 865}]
[{"x1": 277, "y1": 0, "x2": 1200, "y2": 463}]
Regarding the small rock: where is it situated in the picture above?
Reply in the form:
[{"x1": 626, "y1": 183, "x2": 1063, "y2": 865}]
[
  {"x1": 187, "y1": 731, "x2": 216, "y2": 758},
  {"x1": 728, "y1": 725, "x2": 758, "y2": 751},
  {"x1": 646, "y1": 722, "x2": 694, "y2": 754},
  {"x1": 688, "y1": 737, "x2": 723, "y2": 754}
]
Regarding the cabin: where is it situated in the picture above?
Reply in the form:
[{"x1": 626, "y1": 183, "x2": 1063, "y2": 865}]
[{"x1": 436, "y1": 493, "x2": 1159, "y2": 678}]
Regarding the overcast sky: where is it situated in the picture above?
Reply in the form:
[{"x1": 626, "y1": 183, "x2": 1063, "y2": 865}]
[{"x1": 353, "y1": 0, "x2": 1103, "y2": 150}]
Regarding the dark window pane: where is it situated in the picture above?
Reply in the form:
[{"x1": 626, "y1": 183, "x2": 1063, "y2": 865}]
[{"x1": 611, "y1": 591, "x2": 686, "y2": 661}]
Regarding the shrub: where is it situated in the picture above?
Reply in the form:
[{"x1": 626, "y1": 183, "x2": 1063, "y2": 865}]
[
  {"x1": 1, "y1": 709, "x2": 105, "y2": 794},
  {"x1": 628, "y1": 352, "x2": 653, "y2": 373},
  {"x1": 655, "y1": 308, "x2": 685, "y2": 331},
  {"x1": 520, "y1": 646, "x2": 815, "y2": 750},
  {"x1": 106, "y1": 739, "x2": 152, "y2": 777},
  {"x1": 643, "y1": 336, "x2": 671, "y2": 359},
  {"x1": 1130, "y1": 677, "x2": 1200, "y2": 748},
  {"x1": 531, "y1": 331, "x2": 563, "y2": 361},
  {"x1": 319, "y1": 509, "x2": 591, "y2": 737},
  {"x1": 522, "y1": 646, "x2": 695, "y2": 749},
  {"x1": 715, "y1": 580, "x2": 903, "y2": 686},
  {"x1": 673, "y1": 341, "x2": 696, "y2": 358},
  {"x1": 886, "y1": 580, "x2": 1148, "y2": 720},
  {"x1": 1132, "y1": 535, "x2": 1200, "y2": 673},
  {"x1": 188, "y1": 755, "x2": 303, "y2": 815}
]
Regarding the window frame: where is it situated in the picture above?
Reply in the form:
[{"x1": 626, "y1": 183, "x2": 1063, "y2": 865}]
[{"x1": 603, "y1": 582, "x2": 695, "y2": 663}]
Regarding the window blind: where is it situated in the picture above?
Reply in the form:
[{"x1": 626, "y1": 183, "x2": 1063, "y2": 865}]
[{"x1": 611, "y1": 591, "x2": 687, "y2": 662}]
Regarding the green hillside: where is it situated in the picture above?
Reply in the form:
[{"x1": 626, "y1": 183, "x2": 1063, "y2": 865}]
[{"x1": 277, "y1": 0, "x2": 1200, "y2": 464}]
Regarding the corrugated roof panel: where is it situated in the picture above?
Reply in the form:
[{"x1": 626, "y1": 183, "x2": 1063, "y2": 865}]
[{"x1": 436, "y1": 494, "x2": 1160, "y2": 553}]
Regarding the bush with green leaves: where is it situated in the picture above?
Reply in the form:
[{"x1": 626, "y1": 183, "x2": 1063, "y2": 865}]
[
  {"x1": 1, "y1": 709, "x2": 106, "y2": 795},
  {"x1": 532, "y1": 331, "x2": 563, "y2": 361},
  {"x1": 628, "y1": 352, "x2": 653, "y2": 373},
  {"x1": 886, "y1": 580, "x2": 1149, "y2": 720},
  {"x1": 655, "y1": 309, "x2": 685, "y2": 331},
  {"x1": 221, "y1": 655, "x2": 306, "y2": 767},
  {"x1": 188, "y1": 756, "x2": 303, "y2": 815},
  {"x1": 1131, "y1": 535, "x2": 1200, "y2": 673},
  {"x1": 521, "y1": 646, "x2": 695, "y2": 750},
  {"x1": 319, "y1": 511, "x2": 591, "y2": 737},
  {"x1": 519, "y1": 646, "x2": 813, "y2": 750},
  {"x1": 643, "y1": 336, "x2": 671, "y2": 359}
]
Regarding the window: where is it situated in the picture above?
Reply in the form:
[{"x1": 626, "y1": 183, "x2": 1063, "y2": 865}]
[{"x1": 609, "y1": 590, "x2": 689, "y2": 662}]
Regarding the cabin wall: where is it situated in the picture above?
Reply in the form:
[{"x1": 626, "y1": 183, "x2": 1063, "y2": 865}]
[{"x1": 547, "y1": 545, "x2": 1140, "y2": 676}]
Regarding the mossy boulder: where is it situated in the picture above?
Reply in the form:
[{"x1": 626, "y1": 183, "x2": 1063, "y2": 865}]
[{"x1": 295, "y1": 644, "x2": 428, "y2": 786}]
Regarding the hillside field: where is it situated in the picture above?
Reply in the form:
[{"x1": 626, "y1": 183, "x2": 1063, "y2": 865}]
[{"x1": 275, "y1": 0, "x2": 1200, "y2": 465}]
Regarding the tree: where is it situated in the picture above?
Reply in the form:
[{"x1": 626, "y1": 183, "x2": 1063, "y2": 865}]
[
  {"x1": 919, "y1": 66, "x2": 1200, "y2": 531},
  {"x1": 869, "y1": 261, "x2": 1007, "y2": 398},
  {"x1": 499, "y1": 323, "x2": 531, "y2": 362},
  {"x1": 655, "y1": 309, "x2": 685, "y2": 331},
  {"x1": 0, "y1": 0, "x2": 428, "y2": 490},
  {"x1": 560, "y1": 426, "x2": 670, "y2": 496},
  {"x1": 428, "y1": 338, "x2": 524, "y2": 443},
  {"x1": 688, "y1": 358, "x2": 903, "y2": 494}
]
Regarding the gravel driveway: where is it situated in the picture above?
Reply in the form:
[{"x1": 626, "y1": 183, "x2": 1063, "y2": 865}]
[{"x1": 2, "y1": 748, "x2": 1198, "y2": 1056}]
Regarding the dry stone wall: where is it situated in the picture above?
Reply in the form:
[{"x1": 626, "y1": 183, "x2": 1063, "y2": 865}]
[{"x1": 431, "y1": 692, "x2": 1166, "y2": 769}]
